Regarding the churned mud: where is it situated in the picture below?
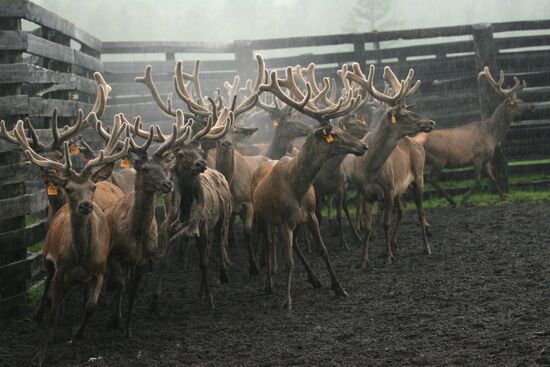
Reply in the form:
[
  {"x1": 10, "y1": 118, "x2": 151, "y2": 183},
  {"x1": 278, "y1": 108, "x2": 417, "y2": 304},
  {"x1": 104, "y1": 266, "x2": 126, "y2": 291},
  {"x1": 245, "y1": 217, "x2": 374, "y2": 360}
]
[{"x1": 1, "y1": 201, "x2": 549, "y2": 366}]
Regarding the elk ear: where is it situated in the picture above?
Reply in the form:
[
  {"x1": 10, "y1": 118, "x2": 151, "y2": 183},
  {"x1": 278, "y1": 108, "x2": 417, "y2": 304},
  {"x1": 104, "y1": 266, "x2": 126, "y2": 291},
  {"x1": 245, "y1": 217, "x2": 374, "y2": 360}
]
[
  {"x1": 41, "y1": 174, "x2": 67, "y2": 188},
  {"x1": 91, "y1": 162, "x2": 115, "y2": 182},
  {"x1": 233, "y1": 126, "x2": 258, "y2": 137}
]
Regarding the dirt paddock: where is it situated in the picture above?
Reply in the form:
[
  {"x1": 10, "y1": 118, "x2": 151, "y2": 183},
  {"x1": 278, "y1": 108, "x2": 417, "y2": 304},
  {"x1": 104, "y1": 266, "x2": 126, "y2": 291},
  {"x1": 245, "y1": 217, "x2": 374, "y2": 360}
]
[{"x1": 1, "y1": 201, "x2": 549, "y2": 366}]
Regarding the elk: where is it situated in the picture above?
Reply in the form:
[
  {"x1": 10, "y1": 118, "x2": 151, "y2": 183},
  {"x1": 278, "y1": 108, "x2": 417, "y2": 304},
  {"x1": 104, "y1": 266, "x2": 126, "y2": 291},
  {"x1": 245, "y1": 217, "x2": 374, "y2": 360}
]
[
  {"x1": 345, "y1": 64, "x2": 435, "y2": 267},
  {"x1": 0, "y1": 73, "x2": 124, "y2": 220},
  {"x1": 152, "y1": 108, "x2": 234, "y2": 310},
  {"x1": 137, "y1": 55, "x2": 268, "y2": 275},
  {"x1": 91, "y1": 113, "x2": 174, "y2": 337},
  {"x1": 9, "y1": 117, "x2": 129, "y2": 366},
  {"x1": 252, "y1": 63, "x2": 367, "y2": 310},
  {"x1": 417, "y1": 67, "x2": 535, "y2": 207}
]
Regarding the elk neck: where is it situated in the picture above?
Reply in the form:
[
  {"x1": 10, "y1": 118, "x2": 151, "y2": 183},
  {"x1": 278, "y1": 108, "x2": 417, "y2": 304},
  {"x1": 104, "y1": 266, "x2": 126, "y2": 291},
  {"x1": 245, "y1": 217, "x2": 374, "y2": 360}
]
[
  {"x1": 176, "y1": 171, "x2": 203, "y2": 224},
  {"x1": 483, "y1": 99, "x2": 515, "y2": 144},
  {"x1": 132, "y1": 174, "x2": 158, "y2": 241},
  {"x1": 289, "y1": 133, "x2": 331, "y2": 199},
  {"x1": 68, "y1": 202, "x2": 94, "y2": 261},
  {"x1": 215, "y1": 145, "x2": 235, "y2": 184},
  {"x1": 362, "y1": 114, "x2": 403, "y2": 175},
  {"x1": 266, "y1": 126, "x2": 292, "y2": 159}
]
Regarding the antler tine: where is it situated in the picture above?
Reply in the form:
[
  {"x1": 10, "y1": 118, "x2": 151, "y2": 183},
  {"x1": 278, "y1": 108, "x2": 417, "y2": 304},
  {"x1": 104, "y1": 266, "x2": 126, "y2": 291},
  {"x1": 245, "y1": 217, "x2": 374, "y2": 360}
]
[
  {"x1": 24, "y1": 117, "x2": 47, "y2": 151},
  {"x1": 232, "y1": 54, "x2": 265, "y2": 117},
  {"x1": 82, "y1": 138, "x2": 130, "y2": 176},
  {"x1": 203, "y1": 109, "x2": 234, "y2": 140},
  {"x1": 347, "y1": 63, "x2": 407, "y2": 106},
  {"x1": 224, "y1": 75, "x2": 240, "y2": 102},
  {"x1": 127, "y1": 122, "x2": 155, "y2": 155},
  {"x1": 188, "y1": 114, "x2": 214, "y2": 143},
  {"x1": 122, "y1": 114, "x2": 166, "y2": 143},
  {"x1": 90, "y1": 72, "x2": 111, "y2": 119},
  {"x1": 0, "y1": 120, "x2": 21, "y2": 145},
  {"x1": 13, "y1": 120, "x2": 67, "y2": 173},
  {"x1": 310, "y1": 77, "x2": 331, "y2": 104},
  {"x1": 153, "y1": 122, "x2": 179, "y2": 158},
  {"x1": 136, "y1": 65, "x2": 177, "y2": 117},
  {"x1": 301, "y1": 63, "x2": 321, "y2": 96},
  {"x1": 174, "y1": 60, "x2": 212, "y2": 117},
  {"x1": 172, "y1": 110, "x2": 194, "y2": 148}
]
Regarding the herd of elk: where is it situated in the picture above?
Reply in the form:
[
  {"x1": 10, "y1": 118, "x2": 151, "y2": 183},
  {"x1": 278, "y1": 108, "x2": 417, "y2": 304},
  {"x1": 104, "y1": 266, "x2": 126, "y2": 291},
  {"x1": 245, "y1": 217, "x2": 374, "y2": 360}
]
[{"x1": 0, "y1": 50, "x2": 534, "y2": 364}]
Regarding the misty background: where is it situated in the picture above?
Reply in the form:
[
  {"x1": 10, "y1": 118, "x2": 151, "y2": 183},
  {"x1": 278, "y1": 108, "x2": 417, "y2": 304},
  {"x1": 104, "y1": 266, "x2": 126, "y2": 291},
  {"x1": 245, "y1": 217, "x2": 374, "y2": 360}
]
[{"x1": 34, "y1": 0, "x2": 550, "y2": 44}]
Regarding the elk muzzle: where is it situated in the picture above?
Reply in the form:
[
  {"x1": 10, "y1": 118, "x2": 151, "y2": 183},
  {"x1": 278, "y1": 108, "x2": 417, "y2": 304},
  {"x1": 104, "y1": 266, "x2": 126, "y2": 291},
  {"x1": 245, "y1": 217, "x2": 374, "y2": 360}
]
[
  {"x1": 192, "y1": 159, "x2": 207, "y2": 173},
  {"x1": 160, "y1": 180, "x2": 173, "y2": 194},
  {"x1": 78, "y1": 201, "x2": 93, "y2": 215}
]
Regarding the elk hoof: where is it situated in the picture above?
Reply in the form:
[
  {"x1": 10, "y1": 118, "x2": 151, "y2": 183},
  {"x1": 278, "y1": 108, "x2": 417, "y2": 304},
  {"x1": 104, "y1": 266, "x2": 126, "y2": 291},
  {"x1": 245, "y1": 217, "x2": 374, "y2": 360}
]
[
  {"x1": 219, "y1": 270, "x2": 230, "y2": 284},
  {"x1": 333, "y1": 284, "x2": 349, "y2": 298},
  {"x1": 281, "y1": 299, "x2": 292, "y2": 311},
  {"x1": 386, "y1": 255, "x2": 396, "y2": 265},
  {"x1": 248, "y1": 264, "x2": 260, "y2": 277},
  {"x1": 125, "y1": 328, "x2": 133, "y2": 338},
  {"x1": 308, "y1": 275, "x2": 323, "y2": 289}
]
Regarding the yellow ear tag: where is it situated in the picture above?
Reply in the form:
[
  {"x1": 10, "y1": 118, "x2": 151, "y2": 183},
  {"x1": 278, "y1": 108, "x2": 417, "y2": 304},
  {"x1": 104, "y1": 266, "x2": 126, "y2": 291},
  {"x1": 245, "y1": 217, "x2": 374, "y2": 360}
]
[
  {"x1": 325, "y1": 135, "x2": 334, "y2": 143},
  {"x1": 70, "y1": 144, "x2": 80, "y2": 155},
  {"x1": 120, "y1": 158, "x2": 131, "y2": 169},
  {"x1": 391, "y1": 114, "x2": 397, "y2": 124},
  {"x1": 47, "y1": 184, "x2": 58, "y2": 196},
  {"x1": 358, "y1": 116, "x2": 367, "y2": 125},
  {"x1": 273, "y1": 118, "x2": 280, "y2": 127}
]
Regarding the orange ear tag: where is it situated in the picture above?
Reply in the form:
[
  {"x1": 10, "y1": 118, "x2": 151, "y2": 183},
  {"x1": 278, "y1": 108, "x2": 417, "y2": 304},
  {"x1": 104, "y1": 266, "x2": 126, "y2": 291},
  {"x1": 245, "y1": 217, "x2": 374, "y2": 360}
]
[
  {"x1": 47, "y1": 184, "x2": 58, "y2": 196},
  {"x1": 120, "y1": 158, "x2": 131, "y2": 169},
  {"x1": 70, "y1": 144, "x2": 80, "y2": 155},
  {"x1": 358, "y1": 116, "x2": 367, "y2": 125},
  {"x1": 391, "y1": 114, "x2": 397, "y2": 124},
  {"x1": 325, "y1": 135, "x2": 334, "y2": 143},
  {"x1": 273, "y1": 118, "x2": 280, "y2": 127}
]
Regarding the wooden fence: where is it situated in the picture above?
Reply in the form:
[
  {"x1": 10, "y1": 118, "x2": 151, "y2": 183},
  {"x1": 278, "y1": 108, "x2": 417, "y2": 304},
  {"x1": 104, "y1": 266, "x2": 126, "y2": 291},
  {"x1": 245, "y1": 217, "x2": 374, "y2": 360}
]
[{"x1": 0, "y1": 0, "x2": 549, "y2": 314}]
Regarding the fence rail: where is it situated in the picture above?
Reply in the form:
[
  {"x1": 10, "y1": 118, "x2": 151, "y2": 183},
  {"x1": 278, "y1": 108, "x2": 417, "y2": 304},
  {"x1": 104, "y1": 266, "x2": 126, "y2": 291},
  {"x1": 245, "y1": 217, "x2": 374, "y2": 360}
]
[{"x1": 0, "y1": 0, "x2": 549, "y2": 315}]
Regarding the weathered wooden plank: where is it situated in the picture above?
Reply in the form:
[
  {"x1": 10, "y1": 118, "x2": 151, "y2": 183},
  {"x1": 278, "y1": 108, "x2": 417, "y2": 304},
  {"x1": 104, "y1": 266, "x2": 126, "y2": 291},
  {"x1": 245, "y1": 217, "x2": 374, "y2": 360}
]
[
  {"x1": 0, "y1": 160, "x2": 33, "y2": 180},
  {"x1": 0, "y1": 292, "x2": 25, "y2": 316},
  {"x1": 104, "y1": 59, "x2": 236, "y2": 75},
  {"x1": 101, "y1": 40, "x2": 234, "y2": 54},
  {"x1": 27, "y1": 98, "x2": 94, "y2": 118},
  {"x1": 0, "y1": 0, "x2": 102, "y2": 52},
  {"x1": 0, "y1": 30, "x2": 27, "y2": 51},
  {"x1": 496, "y1": 34, "x2": 550, "y2": 51},
  {"x1": 26, "y1": 32, "x2": 74, "y2": 64},
  {"x1": 73, "y1": 48, "x2": 103, "y2": 72},
  {"x1": 0, "y1": 95, "x2": 28, "y2": 115},
  {"x1": 0, "y1": 256, "x2": 31, "y2": 288},
  {"x1": 0, "y1": 220, "x2": 47, "y2": 254},
  {"x1": 0, "y1": 190, "x2": 47, "y2": 221},
  {"x1": 492, "y1": 19, "x2": 550, "y2": 33}
]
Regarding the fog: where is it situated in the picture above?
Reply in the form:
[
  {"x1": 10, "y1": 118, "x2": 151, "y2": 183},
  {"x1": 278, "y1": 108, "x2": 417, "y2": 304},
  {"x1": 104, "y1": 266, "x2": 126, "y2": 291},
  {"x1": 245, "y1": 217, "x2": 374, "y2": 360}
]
[{"x1": 34, "y1": 0, "x2": 550, "y2": 43}]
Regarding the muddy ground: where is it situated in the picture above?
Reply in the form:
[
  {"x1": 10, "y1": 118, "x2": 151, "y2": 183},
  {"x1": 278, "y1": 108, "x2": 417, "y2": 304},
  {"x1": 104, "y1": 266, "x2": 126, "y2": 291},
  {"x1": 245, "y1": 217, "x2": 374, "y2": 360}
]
[{"x1": 1, "y1": 201, "x2": 549, "y2": 366}]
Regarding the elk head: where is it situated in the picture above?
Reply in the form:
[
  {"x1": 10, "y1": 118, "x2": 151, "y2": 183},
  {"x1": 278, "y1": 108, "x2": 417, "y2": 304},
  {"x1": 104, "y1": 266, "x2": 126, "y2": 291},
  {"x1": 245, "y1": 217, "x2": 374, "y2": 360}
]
[
  {"x1": 12, "y1": 116, "x2": 129, "y2": 215},
  {"x1": 346, "y1": 64, "x2": 435, "y2": 137},
  {"x1": 93, "y1": 114, "x2": 174, "y2": 194},
  {"x1": 311, "y1": 125, "x2": 368, "y2": 157},
  {"x1": 478, "y1": 66, "x2": 535, "y2": 120}
]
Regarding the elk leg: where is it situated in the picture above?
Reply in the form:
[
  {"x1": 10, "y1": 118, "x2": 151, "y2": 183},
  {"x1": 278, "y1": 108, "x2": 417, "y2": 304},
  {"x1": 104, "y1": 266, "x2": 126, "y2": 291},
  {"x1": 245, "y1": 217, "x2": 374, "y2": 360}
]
[
  {"x1": 427, "y1": 167, "x2": 456, "y2": 207},
  {"x1": 383, "y1": 198, "x2": 396, "y2": 264},
  {"x1": 279, "y1": 225, "x2": 294, "y2": 310},
  {"x1": 33, "y1": 270, "x2": 64, "y2": 367},
  {"x1": 412, "y1": 181, "x2": 431, "y2": 255},
  {"x1": 108, "y1": 260, "x2": 124, "y2": 329},
  {"x1": 356, "y1": 202, "x2": 373, "y2": 269},
  {"x1": 271, "y1": 225, "x2": 279, "y2": 273},
  {"x1": 390, "y1": 197, "x2": 405, "y2": 255},
  {"x1": 335, "y1": 186, "x2": 349, "y2": 250},
  {"x1": 307, "y1": 214, "x2": 348, "y2": 298},
  {"x1": 462, "y1": 161, "x2": 482, "y2": 203},
  {"x1": 327, "y1": 195, "x2": 335, "y2": 226},
  {"x1": 355, "y1": 191, "x2": 364, "y2": 231},
  {"x1": 196, "y1": 230, "x2": 214, "y2": 309},
  {"x1": 243, "y1": 203, "x2": 259, "y2": 276},
  {"x1": 485, "y1": 160, "x2": 507, "y2": 199},
  {"x1": 218, "y1": 205, "x2": 231, "y2": 283},
  {"x1": 228, "y1": 214, "x2": 236, "y2": 248},
  {"x1": 125, "y1": 265, "x2": 144, "y2": 338},
  {"x1": 150, "y1": 234, "x2": 171, "y2": 315},
  {"x1": 292, "y1": 226, "x2": 323, "y2": 289},
  {"x1": 73, "y1": 274, "x2": 104, "y2": 339},
  {"x1": 343, "y1": 189, "x2": 361, "y2": 243},
  {"x1": 34, "y1": 260, "x2": 54, "y2": 323},
  {"x1": 259, "y1": 220, "x2": 273, "y2": 295}
]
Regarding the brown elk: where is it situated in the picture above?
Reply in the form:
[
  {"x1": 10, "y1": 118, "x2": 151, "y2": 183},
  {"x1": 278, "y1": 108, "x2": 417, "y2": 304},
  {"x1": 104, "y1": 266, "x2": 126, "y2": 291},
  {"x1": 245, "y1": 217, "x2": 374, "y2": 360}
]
[
  {"x1": 152, "y1": 108, "x2": 234, "y2": 310},
  {"x1": 252, "y1": 63, "x2": 367, "y2": 310},
  {"x1": 417, "y1": 67, "x2": 535, "y2": 207},
  {"x1": 91, "y1": 113, "x2": 174, "y2": 337},
  {"x1": 9, "y1": 118, "x2": 129, "y2": 366},
  {"x1": 345, "y1": 64, "x2": 435, "y2": 267}
]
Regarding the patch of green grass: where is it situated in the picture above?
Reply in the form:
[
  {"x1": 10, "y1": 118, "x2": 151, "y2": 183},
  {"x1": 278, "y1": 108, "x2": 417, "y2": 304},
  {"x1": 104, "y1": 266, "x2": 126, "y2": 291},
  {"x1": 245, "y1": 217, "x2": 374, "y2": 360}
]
[
  {"x1": 25, "y1": 216, "x2": 40, "y2": 226},
  {"x1": 432, "y1": 173, "x2": 550, "y2": 190},
  {"x1": 26, "y1": 282, "x2": 44, "y2": 308},
  {"x1": 408, "y1": 189, "x2": 550, "y2": 210},
  {"x1": 27, "y1": 242, "x2": 43, "y2": 253}
]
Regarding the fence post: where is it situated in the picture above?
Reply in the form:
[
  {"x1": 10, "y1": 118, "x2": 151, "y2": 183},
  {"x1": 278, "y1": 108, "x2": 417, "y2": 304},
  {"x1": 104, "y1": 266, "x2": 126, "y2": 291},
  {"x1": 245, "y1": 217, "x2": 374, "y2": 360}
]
[
  {"x1": 353, "y1": 34, "x2": 366, "y2": 68},
  {"x1": 472, "y1": 23, "x2": 508, "y2": 193},
  {"x1": 234, "y1": 40, "x2": 254, "y2": 81}
]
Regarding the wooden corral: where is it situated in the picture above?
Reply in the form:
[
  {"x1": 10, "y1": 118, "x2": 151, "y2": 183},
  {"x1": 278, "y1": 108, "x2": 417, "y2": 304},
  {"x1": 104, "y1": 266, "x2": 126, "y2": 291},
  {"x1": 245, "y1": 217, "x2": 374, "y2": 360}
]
[{"x1": 0, "y1": 0, "x2": 549, "y2": 314}]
